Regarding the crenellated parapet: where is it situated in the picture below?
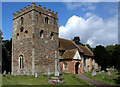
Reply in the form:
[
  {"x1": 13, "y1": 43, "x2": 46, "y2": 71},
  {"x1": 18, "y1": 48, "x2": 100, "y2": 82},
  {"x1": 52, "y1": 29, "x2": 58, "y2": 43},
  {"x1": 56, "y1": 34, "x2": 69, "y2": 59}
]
[{"x1": 13, "y1": 2, "x2": 58, "y2": 20}]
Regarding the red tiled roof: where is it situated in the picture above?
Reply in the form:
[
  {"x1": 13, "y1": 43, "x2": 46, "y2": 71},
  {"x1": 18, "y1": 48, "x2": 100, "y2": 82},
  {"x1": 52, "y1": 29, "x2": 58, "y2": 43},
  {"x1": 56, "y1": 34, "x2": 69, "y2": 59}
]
[
  {"x1": 78, "y1": 45, "x2": 93, "y2": 57},
  {"x1": 61, "y1": 49, "x2": 77, "y2": 59},
  {"x1": 59, "y1": 38, "x2": 83, "y2": 52}
]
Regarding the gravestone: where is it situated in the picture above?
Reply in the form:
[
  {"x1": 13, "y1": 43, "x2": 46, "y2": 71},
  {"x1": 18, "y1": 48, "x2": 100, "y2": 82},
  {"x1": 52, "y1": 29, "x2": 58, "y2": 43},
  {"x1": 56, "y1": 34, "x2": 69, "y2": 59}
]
[
  {"x1": 92, "y1": 69, "x2": 96, "y2": 76},
  {"x1": 23, "y1": 70, "x2": 26, "y2": 75},
  {"x1": 101, "y1": 70, "x2": 105, "y2": 73},
  {"x1": 3, "y1": 70, "x2": 6, "y2": 76},
  {"x1": 35, "y1": 73, "x2": 38, "y2": 78},
  {"x1": 87, "y1": 66, "x2": 89, "y2": 72},
  {"x1": 8, "y1": 72, "x2": 10, "y2": 74},
  {"x1": 17, "y1": 70, "x2": 20, "y2": 75},
  {"x1": 108, "y1": 71, "x2": 111, "y2": 76},
  {"x1": 28, "y1": 69, "x2": 31, "y2": 75},
  {"x1": 3, "y1": 70, "x2": 6, "y2": 75},
  {"x1": 47, "y1": 67, "x2": 50, "y2": 76},
  {"x1": 59, "y1": 67, "x2": 62, "y2": 75}
]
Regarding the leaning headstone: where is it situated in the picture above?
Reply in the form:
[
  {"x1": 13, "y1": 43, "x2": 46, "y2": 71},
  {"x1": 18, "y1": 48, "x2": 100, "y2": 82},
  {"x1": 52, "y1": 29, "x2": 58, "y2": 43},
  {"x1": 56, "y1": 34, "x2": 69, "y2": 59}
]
[
  {"x1": 35, "y1": 73, "x2": 38, "y2": 78},
  {"x1": 23, "y1": 70, "x2": 26, "y2": 75},
  {"x1": 17, "y1": 70, "x2": 20, "y2": 75}
]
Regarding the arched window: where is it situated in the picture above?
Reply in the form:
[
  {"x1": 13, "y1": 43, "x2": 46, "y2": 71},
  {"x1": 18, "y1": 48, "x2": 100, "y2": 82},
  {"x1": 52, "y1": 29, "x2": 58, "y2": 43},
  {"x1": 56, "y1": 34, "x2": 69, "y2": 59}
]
[
  {"x1": 50, "y1": 32, "x2": 54, "y2": 40},
  {"x1": 19, "y1": 55, "x2": 24, "y2": 69},
  {"x1": 21, "y1": 17, "x2": 24, "y2": 25},
  {"x1": 20, "y1": 27, "x2": 24, "y2": 32},
  {"x1": 63, "y1": 62, "x2": 68, "y2": 70},
  {"x1": 45, "y1": 17, "x2": 49, "y2": 24},
  {"x1": 40, "y1": 30, "x2": 44, "y2": 38}
]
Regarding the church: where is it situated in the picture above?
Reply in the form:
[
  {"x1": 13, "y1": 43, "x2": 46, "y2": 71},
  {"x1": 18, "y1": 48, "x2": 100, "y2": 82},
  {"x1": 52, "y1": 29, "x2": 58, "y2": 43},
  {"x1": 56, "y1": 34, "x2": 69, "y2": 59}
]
[{"x1": 12, "y1": 3, "x2": 99, "y2": 75}]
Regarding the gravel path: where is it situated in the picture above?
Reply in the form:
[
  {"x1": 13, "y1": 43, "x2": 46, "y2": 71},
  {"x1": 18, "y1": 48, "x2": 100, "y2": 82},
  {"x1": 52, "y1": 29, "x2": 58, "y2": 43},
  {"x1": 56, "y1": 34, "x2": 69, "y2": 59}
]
[{"x1": 76, "y1": 74, "x2": 114, "y2": 87}]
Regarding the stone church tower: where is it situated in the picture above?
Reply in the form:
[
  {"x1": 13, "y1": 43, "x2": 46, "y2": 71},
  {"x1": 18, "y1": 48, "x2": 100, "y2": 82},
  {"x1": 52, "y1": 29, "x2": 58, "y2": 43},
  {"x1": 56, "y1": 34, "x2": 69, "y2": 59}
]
[{"x1": 12, "y1": 3, "x2": 59, "y2": 75}]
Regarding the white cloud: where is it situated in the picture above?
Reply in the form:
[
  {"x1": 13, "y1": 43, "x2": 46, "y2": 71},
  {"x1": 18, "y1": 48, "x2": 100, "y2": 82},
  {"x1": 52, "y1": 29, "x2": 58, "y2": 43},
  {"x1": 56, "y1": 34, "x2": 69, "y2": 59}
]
[
  {"x1": 65, "y1": 2, "x2": 96, "y2": 11},
  {"x1": 59, "y1": 13, "x2": 118, "y2": 47}
]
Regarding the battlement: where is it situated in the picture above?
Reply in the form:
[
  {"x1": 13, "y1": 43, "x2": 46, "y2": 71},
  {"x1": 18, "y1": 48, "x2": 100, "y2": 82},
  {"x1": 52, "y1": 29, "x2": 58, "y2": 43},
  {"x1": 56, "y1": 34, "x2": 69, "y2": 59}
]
[{"x1": 13, "y1": 2, "x2": 58, "y2": 19}]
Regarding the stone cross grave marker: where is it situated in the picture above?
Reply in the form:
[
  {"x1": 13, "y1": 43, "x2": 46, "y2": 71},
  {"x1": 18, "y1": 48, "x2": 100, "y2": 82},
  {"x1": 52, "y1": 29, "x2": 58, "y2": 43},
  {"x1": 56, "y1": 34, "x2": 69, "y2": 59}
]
[{"x1": 55, "y1": 51, "x2": 59, "y2": 77}]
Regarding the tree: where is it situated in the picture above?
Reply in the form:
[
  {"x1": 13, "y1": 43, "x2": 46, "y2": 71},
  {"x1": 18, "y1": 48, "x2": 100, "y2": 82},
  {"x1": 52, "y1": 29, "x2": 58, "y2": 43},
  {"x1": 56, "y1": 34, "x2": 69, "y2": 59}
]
[
  {"x1": 72, "y1": 36, "x2": 84, "y2": 45},
  {"x1": 2, "y1": 38, "x2": 12, "y2": 74},
  {"x1": 94, "y1": 45, "x2": 109, "y2": 70},
  {"x1": 86, "y1": 44, "x2": 94, "y2": 52},
  {"x1": 105, "y1": 45, "x2": 115, "y2": 67},
  {"x1": 111, "y1": 44, "x2": 120, "y2": 69}
]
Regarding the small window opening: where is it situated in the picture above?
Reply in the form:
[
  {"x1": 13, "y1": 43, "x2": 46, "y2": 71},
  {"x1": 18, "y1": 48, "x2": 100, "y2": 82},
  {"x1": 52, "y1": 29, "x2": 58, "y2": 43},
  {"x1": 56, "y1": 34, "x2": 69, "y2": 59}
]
[
  {"x1": 25, "y1": 30, "x2": 28, "y2": 33},
  {"x1": 63, "y1": 62, "x2": 68, "y2": 69},
  {"x1": 21, "y1": 17, "x2": 24, "y2": 25},
  {"x1": 17, "y1": 33, "x2": 19, "y2": 36},
  {"x1": 45, "y1": 17, "x2": 49, "y2": 24},
  {"x1": 40, "y1": 30, "x2": 44, "y2": 38},
  {"x1": 39, "y1": 12, "x2": 41, "y2": 15},
  {"x1": 50, "y1": 32, "x2": 54, "y2": 40},
  {"x1": 59, "y1": 41, "x2": 60, "y2": 48},
  {"x1": 20, "y1": 27, "x2": 24, "y2": 32},
  {"x1": 36, "y1": 15, "x2": 38, "y2": 21}
]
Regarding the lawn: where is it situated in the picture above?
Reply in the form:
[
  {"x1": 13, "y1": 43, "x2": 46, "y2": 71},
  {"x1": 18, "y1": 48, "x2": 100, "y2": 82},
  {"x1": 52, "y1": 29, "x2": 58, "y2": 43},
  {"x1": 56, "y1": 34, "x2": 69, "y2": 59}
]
[
  {"x1": 2, "y1": 73, "x2": 93, "y2": 86},
  {"x1": 83, "y1": 71, "x2": 120, "y2": 86}
]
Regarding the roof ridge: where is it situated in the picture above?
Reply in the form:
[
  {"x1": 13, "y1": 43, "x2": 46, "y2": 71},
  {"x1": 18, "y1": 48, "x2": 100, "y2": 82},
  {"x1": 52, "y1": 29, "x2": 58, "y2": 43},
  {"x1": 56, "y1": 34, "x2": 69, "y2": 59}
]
[
  {"x1": 59, "y1": 38, "x2": 73, "y2": 42},
  {"x1": 72, "y1": 41, "x2": 83, "y2": 53},
  {"x1": 85, "y1": 45, "x2": 94, "y2": 55}
]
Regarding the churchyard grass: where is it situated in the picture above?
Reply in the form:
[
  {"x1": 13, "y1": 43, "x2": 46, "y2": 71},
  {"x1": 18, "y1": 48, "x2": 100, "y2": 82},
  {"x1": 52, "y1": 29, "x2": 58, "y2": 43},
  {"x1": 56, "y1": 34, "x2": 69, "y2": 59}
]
[
  {"x1": 60, "y1": 73, "x2": 93, "y2": 85},
  {"x1": 83, "y1": 71, "x2": 119, "y2": 86},
  {"x1": 2, "y1": 73, "x2": 93, "y2": 86}
]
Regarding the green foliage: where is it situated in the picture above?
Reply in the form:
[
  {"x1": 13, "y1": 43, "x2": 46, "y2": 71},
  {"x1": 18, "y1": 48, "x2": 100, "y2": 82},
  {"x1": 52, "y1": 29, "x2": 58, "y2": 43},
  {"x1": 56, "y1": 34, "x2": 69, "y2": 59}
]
[
  {"x1": 93, "y1": 45, "x2": 108, "y2": 70},
  {"x1": 111, "y1": 44, "x2": 120, "y2": 69},
  {"x1": 105, "y1": 44, "x2": 120, "y2": 69},
  {"x1": 86, "y1": 44, "x2": 94, "y2": 52},
  {"x1": 72, "y1": 36, "x2": 83, "y2": 45},
  {"x1": 2, "y1": 38, "x2": 12, "y2": 73}
]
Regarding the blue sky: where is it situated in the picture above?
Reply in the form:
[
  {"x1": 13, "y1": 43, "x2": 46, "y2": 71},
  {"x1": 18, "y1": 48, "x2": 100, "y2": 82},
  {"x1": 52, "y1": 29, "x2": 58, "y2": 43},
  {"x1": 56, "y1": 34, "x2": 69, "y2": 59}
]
[{"x1": 1, "y1": 2, "x2": 118, "y2": 47}]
